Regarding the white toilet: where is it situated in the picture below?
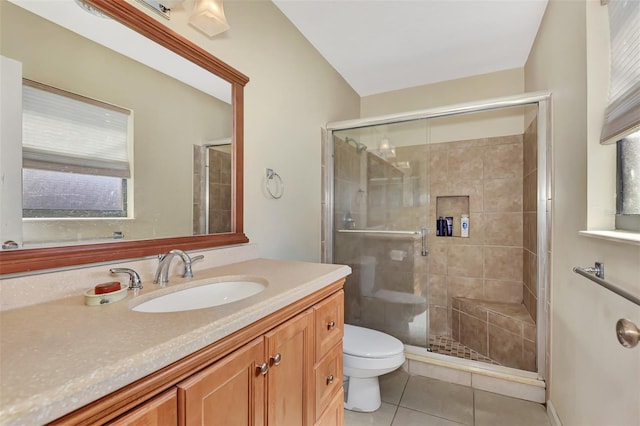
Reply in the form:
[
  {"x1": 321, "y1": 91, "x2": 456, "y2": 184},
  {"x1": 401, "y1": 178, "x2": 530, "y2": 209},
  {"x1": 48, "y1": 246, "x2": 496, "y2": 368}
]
[{"x1": 343, "y1": 324, "x2": 405, "y2": 412}]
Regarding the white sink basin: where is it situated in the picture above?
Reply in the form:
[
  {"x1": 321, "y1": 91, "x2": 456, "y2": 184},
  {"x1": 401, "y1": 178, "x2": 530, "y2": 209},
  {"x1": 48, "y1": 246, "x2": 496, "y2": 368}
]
[{"x1": 132, "y1": 280, "x2": 266, "y2": 313}]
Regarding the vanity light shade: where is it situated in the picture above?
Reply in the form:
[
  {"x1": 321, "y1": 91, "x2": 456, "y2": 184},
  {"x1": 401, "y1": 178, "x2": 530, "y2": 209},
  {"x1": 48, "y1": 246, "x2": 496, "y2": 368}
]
[
  {"x1": 160, "y1": 0, "x2": 186, "y2": 8},
  {"x1": 189, "y1": 0, "x2": 230, "y2": 38}
]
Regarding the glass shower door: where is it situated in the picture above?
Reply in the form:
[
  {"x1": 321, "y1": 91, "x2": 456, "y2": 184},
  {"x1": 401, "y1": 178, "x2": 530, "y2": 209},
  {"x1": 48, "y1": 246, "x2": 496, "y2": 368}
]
[{"x1": 331, "y1": 119, "x2": 430, "y2": 347}]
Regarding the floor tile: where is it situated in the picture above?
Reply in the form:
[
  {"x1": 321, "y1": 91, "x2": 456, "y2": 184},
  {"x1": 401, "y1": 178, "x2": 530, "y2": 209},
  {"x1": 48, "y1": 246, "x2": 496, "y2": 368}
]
[
  {"x1": 474, "y1": 389, "x2": 550, "y2": 426},
  {"x1": 344, "y1": 402, "x2": 397, "y2": 426},
  {"x1": 392, "y1": 407, "x2": 466, "y2": 426},
  {"x1": 380, "y1": 369, "x2": 410, "y2": 405},
  {"x1": 399, "y1": 376, "x2": 474, "y2": 425}
]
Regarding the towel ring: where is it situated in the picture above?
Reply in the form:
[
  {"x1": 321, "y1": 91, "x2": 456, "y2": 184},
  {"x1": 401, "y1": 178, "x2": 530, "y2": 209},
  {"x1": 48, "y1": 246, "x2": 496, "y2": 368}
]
[{"x1": 266, "y1": 168, "x2": 284, "y2": 199}]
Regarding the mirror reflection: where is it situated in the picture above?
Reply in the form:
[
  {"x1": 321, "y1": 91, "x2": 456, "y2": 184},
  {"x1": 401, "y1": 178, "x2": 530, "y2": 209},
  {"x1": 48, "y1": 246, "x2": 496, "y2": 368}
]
[{"x1": 1, "y1": 0, "x2": 232, "y2": 248}]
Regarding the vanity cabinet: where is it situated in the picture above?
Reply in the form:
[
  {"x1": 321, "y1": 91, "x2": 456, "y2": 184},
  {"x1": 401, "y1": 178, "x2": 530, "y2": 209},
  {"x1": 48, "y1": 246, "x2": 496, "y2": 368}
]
[
  {"x1": 178, "y1": 310, "x2": 314, "y2": 426},
  {"x1": 49, "y1": 282, "x2": 344, "y2": 426},
  {"x1": 106, "y1": 389, "x2": 177, "y2": 426}
]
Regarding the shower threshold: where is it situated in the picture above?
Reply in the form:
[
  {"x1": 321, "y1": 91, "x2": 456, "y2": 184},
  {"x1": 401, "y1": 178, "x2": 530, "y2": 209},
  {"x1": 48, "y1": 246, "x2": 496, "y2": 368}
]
[{"x1": 428, "y1": 335, "x2": 500, "y2": 366}]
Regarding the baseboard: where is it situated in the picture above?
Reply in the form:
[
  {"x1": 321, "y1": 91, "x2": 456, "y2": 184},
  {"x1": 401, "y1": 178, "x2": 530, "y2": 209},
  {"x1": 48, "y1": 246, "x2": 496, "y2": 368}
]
[{"x1": 547, "y1": 400, "x2": 563, "y2": 426}]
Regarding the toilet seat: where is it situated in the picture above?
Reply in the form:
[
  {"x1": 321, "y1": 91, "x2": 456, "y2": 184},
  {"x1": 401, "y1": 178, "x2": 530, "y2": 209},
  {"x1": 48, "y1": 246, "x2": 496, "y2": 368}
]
[{"x1": 344, "y1": 324, "x2": 404, "y2": 358}]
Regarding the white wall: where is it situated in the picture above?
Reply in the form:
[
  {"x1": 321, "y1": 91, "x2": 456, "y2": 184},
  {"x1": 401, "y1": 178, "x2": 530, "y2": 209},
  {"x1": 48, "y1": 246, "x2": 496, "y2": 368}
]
[
  {"x1": 525, "y1": 1, "x2": 640, "y2": 424},
  {"x1": 143, "y1": 0, "x2": 361, "y2": 262}
]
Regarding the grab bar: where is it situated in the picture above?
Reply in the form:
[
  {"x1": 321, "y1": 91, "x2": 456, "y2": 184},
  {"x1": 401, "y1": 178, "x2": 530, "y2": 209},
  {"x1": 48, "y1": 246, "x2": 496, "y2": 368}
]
[
  {"x1": 573, "y1": 262, "x2": 640, "y2": 348},
  {"x1": 573, "y1": 263, "x2": 640, "y2": 307},
  {"x1": 337, "y1": 229, "x2": 421, "y2": 235}
]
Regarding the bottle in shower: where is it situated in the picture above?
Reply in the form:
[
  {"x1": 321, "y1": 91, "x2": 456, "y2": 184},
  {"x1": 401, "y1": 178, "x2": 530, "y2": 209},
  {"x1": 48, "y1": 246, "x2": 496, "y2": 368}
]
[{"x1": 461, "y1": 214, "x2": 469, "y2": 238}]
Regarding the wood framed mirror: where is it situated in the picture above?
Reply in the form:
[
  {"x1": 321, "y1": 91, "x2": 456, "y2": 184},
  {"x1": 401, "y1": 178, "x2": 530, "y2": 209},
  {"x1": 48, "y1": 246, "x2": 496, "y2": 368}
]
[{"x1": 0, "y1": 0, "x2": 249, "y2": 275}]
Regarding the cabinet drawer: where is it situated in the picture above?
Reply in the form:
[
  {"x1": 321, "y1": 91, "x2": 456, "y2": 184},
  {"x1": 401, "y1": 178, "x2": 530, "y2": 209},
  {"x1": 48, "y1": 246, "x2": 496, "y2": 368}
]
[
  {"x1": 314, "y1": 341, "x2": 343, "y2": 420},
  {"x1": 314, "y1": 290, "x2": 344, "y2": 360}
]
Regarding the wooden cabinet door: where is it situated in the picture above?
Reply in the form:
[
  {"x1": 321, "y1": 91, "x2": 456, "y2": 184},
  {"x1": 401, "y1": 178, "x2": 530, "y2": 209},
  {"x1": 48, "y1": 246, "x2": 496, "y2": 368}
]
[
  {"x1": 177, "y1": 337, "x2": 266, "y2": 426},
  {"x1": 107, "y1": 388, "x2": 178, "y2": 426},
  {"x1": 265, "y1": 309, "x2": 314, "y2": 426}
]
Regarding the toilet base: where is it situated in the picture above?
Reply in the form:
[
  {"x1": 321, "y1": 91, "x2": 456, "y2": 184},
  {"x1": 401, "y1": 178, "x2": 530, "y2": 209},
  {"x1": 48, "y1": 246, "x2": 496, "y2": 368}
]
[{"x1": 344, "y1": 376, "x2": 381, "y2": 412}]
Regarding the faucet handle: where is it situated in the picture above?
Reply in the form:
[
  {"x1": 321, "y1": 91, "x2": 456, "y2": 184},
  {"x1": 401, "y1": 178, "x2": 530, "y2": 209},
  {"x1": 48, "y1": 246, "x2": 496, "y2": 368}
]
[
  {"x1": 110, "y1": 268, "x2": 143, "y2": 290},
  {"x1": 182, "y1": 255, "x2": 204, "y2": 278}
]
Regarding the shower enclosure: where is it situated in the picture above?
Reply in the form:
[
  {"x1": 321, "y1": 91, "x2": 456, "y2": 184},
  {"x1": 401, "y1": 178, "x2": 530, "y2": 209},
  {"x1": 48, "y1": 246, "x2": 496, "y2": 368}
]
[{"x1": 323, "y1": 94, "x2": 550, "y2": 379}]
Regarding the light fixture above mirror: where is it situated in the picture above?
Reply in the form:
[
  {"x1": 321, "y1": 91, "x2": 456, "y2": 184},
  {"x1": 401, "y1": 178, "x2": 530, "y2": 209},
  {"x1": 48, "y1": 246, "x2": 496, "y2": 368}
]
[
  {"x1": 135, "y1": 0, "x2": 231, "y2": 38},
  {"x1": 189, "y1": 0, "x2": 230, "y2": 38}
]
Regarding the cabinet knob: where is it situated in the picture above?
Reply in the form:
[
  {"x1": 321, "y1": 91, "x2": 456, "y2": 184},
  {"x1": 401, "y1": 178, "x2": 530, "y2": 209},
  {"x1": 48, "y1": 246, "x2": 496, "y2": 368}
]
[
  {"x1": 327, "y1": 321, "x2": 336, "y2": 330},
  {"x1": 257, "y1": 362, "x2": 269, "y2": 376},
  {"x1": 326, "y1": 374, "x2": 334, "y2": 385},
  {"x1": 270, "y1": 353, "x2": 282, "y2": 366}
]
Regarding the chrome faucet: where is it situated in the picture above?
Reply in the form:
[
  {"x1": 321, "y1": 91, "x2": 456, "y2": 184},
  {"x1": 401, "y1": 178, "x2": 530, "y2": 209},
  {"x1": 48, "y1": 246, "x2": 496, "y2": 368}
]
[
  {"x1": 153, "y1": 249, "x2": 204, "y2": 285},
  {"x1": 110, "y1": 268, "x2": 143, "y2": 290}
]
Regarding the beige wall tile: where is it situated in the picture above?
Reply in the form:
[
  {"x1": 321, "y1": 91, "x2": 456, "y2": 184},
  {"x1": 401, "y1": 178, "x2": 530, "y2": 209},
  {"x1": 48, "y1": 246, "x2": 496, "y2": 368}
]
[
  {"x1": 449, "y1": 179, "x2": 484, "y2": 213},
  {"x1": 429, "y1": 243, "x2": 447, "y2": 275},
  {"x1": 429, "y1": 274, "x2": 448, "y2": 306},
  {"x1": 524, "y1": 322, "x2": 536, "y2": 342},
  {"x1": 523, "y1": 212, "x2": 538, "y2": 252},
  {"x1": 484, "y1": 178, "x2": 523, "y2": 212},
  {"x1": 448, "y1": 146, "x2": 484, "y2": 181},
  {"x1": 448, "y1": 245, "x2": 484, "y2": 278},
  {"x1": 488, "y1": 324, "x2": 522, "y2": 369},
  {"x1": 459, "y1": 312, "x2": 488, "y2": 354},
  {"x1": 484, "y1": 213, "x2": 523, "y2": 246},
  {"x1": 522, "y1": 339, "x2": 536, "y2": 371},
  {"x1": 488, "y1": 311, "x2": 523, "y2": 335},
  {"x1": 483, "y1": 142, "x2": 523, "y2": 180},
  {"x1": 484, "y1": 279, "x2": 523, "y2": 304},
  {"x1": 458, "y1": 298, "x2": 488, "y2": 320},
  {"x1": 452, "y1": 307, "x2": 460, "y2": 340},
  {"x1": 429, "y1": 305, "x2": 450, "y2": 336},
  {"x1": 523, "y1": 118, "x2": 538, "y2": 177},
  {"x1": 484, "y1": 246, "x2": 523, "y2": 281},
  {"x1": 428, "y1": 147, "x2": 448, "y2": 185},
  {"x1": 447, "y1": 276, "x2": 485, "y2": 300},
  {"x1": 523, "y1": 171, "x2": 537, "y2": 213}
]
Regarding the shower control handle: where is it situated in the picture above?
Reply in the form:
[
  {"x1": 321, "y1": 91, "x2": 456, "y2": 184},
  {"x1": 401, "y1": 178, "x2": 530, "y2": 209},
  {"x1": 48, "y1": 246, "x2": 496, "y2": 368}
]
[{"x1": 327, "y1": 321, "x2": 336, "y2": 330}]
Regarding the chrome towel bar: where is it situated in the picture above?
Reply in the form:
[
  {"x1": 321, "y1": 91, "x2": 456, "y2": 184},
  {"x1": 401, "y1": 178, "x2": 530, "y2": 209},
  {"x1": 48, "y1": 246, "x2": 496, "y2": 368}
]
[
  {"x1": 337, "y1": 229, "x2": 421, "y2": 235},
  {"x1": 573, "y1": 263, "x2": 640, "y2": 307},
  {"x1": 573, "y1": 262, "x2": 640, "y2": 349}
]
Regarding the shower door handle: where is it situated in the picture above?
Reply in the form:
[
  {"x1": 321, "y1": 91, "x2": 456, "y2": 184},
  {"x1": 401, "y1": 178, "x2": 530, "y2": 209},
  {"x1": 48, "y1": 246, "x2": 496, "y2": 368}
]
[{"x1": 421, "y1": 228, "x2": 428, "y2": 256}]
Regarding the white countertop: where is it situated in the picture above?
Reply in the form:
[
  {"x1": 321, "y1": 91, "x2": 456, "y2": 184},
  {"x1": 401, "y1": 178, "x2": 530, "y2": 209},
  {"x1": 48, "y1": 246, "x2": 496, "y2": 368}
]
[{"x1": 0, "y1": 258, "x2": 350, "y2": 425}]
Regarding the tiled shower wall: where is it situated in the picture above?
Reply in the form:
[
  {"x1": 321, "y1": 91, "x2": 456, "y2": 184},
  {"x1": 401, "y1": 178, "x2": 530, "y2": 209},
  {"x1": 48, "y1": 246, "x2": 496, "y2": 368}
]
[
  {"x1": 329, "y1": 134, "x2": 534, "y2": 354},
  {"x1": 427, "y1": 135, "x2": 525, "y2": 337},
  {"x1": 522, "y1": 118, "x2": 538, "y2": 322},
  {"x1": 192, "y1": 147, "x2": 231, "y2": 235}
]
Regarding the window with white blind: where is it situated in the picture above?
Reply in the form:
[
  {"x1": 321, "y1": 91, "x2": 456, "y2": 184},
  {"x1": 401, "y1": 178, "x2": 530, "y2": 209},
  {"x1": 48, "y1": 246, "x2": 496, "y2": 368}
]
[
  {"x1": 603, "y1": 0, "x2": 640, "y2": 232},
  {"x1": 22, "y1": 80, "x2": 132, "y2": 218}
]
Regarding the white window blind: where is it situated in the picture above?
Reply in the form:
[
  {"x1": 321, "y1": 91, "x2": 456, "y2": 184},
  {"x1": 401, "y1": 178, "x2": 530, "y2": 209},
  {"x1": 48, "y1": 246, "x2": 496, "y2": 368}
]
[
  {"x1": 22, "y1": 80, "x2": 131, "y2": 178},
  {"x1": 601, "y1": 0, "x2": 640, "y2": 145}
]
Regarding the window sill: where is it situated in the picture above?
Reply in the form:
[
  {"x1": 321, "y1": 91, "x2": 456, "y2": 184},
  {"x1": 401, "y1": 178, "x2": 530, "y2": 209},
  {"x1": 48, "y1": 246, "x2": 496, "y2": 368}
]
[{"x1": 579, "y1": 230, "x2": 640, "y2": 246}]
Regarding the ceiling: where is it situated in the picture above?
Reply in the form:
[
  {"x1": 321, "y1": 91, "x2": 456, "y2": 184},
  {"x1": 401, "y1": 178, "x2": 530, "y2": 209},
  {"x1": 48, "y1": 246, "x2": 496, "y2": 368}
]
[{"x1": 272, "y1": 0, "x2": 548, "y2": 97}]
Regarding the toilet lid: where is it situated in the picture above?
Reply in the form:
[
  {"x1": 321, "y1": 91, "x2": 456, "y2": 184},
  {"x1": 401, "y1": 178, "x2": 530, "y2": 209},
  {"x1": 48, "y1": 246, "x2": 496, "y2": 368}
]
[{"x1": 343, "y1": 324, "x2": 404, "y2": 358}]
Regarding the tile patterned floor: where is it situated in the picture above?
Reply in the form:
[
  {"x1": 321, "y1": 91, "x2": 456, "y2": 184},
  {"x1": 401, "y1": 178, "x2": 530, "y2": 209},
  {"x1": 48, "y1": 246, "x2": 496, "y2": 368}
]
[
  {"x1": 428, "y1": 335, "x2": 501, "y2": 366},
  {"x1": 344, "y1": 370, "x2": 550, "y2": 426}
]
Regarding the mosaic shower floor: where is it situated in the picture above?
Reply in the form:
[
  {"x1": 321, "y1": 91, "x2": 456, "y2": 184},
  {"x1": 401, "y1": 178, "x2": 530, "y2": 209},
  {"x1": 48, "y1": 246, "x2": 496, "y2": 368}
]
[{"x1": 428, "y1": 335, "x2": 501, "y2": 366}]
